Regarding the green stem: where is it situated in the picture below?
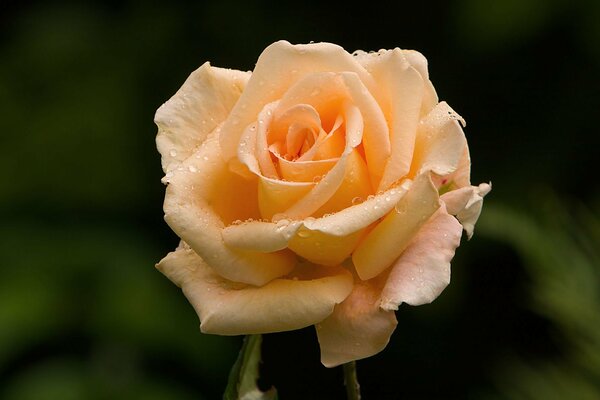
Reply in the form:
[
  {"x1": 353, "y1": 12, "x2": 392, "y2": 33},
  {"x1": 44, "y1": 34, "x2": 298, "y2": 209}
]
[{"x1": 343, "y1": 361, "x2": 361, "y2": 400}]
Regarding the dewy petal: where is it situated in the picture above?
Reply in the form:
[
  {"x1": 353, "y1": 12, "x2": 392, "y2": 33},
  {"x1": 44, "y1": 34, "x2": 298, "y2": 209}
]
[
  {"x1": 302, "y1": 180, "x2": 412, "y2": 236},
  {"x1": 157, "y1": 245, "x2": 353, "y2": 335},
  {"x1": 220, "y1": 40, "x2": 378, "y2": 164},
  {"x1": 164, "y1": 132, "x2": 296, "y2": 286},
  {"x1": 288, "y1": 226, "x2": 366, "y2": 267},
  {"x1": 316, "y1": 280, "x2": 397, "y2": 367},
  {"x1": 410, "y1": 102, "x2": 468, "y2": 178},
  {"x1": 353, "y1": 173, "x2": 440, "y2": 281},
  {"x1": 441, "y1": 183, "x2": 491, "y2": 239},
  {"x1": 222, "y1": 219, "x2": 303, "y2": 253},
  {"x1": 379, "y1": 206, "x2": 463, "y2": 310},
  {"x1": 156, "y1": 63, "x2": 250, "y2": 173},
  {"x1": 373, "y1": 49, "x2": 425, "y2": 191}
]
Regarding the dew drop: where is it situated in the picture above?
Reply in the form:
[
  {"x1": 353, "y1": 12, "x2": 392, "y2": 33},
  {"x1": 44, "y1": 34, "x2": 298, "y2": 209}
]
[
  {"x1": 169, "y1": 149, "x2": 177, "y2": 157},
  {"x1": 297, "y1": 230, "x2": 311, "y2": 238},
  {"x1": 352, "y1": 197, "x2": 362, "y2": 205},
  {"x1": 188, "y1": 165, "x2": 197, "y2": 173}
]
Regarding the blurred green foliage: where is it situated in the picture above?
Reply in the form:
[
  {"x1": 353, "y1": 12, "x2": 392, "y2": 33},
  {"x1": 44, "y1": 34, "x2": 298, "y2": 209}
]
[{"x1": 0, "y1": 0, "x2": 598, "y2": 398}]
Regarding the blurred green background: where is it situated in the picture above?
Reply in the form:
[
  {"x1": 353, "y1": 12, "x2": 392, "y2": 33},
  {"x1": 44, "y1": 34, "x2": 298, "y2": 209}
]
[{"x1": 1, "y1": 0, "x2": 598, "y2": 399}]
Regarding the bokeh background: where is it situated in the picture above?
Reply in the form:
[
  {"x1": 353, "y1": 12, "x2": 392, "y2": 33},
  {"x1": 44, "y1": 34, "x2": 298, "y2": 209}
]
[{"x1": 1, "y1": 0, "x2": 599, "y2": 399}]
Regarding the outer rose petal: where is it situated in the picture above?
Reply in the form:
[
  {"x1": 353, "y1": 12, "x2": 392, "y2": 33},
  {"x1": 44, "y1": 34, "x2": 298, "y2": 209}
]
[
  {"x1": 353, "y1": 173, "x2": 440, "y2": 280},
  {"x1": 316, "y1": 280, "x2": 397, "y2": 367},
  {"x1": 379, "y1": 206, "x2": 463, "y2": 310},
  {"x1": 409, "y1": 102, "x2": 468, "y2": 178},
  {"x1": 156, "y1": 63, "x2": 250, "y2": 173},
  {"x1": 157, "y1": 244, "x2": 353, "y2": 335},
  {"x1": 164, "y1": 132, "x2": 296, "y2": 286},
  {"x1": 441, "y1": 183, "x2": 491, "y2": 238}
]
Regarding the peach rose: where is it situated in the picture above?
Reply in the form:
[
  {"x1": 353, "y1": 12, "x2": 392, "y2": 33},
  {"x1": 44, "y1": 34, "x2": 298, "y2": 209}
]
[{"x1": 155, "y1": 41, "x2": 490, "y2": 367}]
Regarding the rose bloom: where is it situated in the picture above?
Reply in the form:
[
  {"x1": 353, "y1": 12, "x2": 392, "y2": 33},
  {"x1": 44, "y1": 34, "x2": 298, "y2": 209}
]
[{"x1": 155, "y1": 41, "x2": 490, "y2": 367}]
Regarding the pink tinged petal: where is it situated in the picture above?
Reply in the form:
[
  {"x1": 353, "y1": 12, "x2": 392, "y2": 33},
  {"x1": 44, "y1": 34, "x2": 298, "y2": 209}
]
[
  {"x1": 219, "y1": 40, "x2": 377, "y2": 164},
  {"x1": 410, "y1": 102, "x2": 468, "y2": 178},
  {"x1": 316, "y1": 281, "x2": 397, "y2": 367},
  {"x1": 156, "y1": 63, "x2": 250, "y2": 173},
  {"x1": 353, "y1": 173, "x2": 440, "y2": 281},
  {"x1": 157, "y1": 245, "x2": 354, "y2": 335},
  {"x1": 379, "y1": 206, "x2": 463, "y2": 310},
  {"x1": 441, "y1": 183, "x2": 491, "y2": 239},
  {"x1": 374, "y1": 50, "x2": 425, "y2": 191},
  {"x1": 164, "y1": 133, "x2": 296, "y2": 286}
]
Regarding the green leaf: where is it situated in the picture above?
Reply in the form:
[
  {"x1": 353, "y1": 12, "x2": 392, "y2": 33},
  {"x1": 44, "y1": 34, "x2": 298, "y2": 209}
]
[{"x1": 223, "y1": 335, "x2": 277, "y2": 400}]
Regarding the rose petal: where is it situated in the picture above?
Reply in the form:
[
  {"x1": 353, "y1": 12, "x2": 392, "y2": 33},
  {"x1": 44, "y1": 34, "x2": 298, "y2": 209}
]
[
  {"x1": 316, "y1": 280, "x2": 397, "y2": 367},
  {"x1": 402, "y1": 50, "x2": 438, "y2": 116},
  {"x1": 409, "y1": 102, "x2": 468, "y2": 178},
  {"x1": 157, "y1": 244, "x2": 353, "y2": 335},
  {"x1": 164, "y1": 132, "x2": 296, "y2": 285},
  {"x1": 441, "y1": 183, "x2": 491, "y2": 238},
  {"x1": 364, "y1": 49, "x2": 424, "y2": 191},
  {"x1": 353, "y1": 173, "x2": 440, "y2": 280},
  {"x1": 156, "y1": 63, "x2": 250, "y2": 173},
  {"x1": 279, "y1": 102, "x2": 363, "y2": 219},
  {"x1": 222, "y1": 219, "x2": 303, "y2": 253},
  {"x1": 379, "y1": 206, "x2": 463, "y2": 310},
  {"x1": 314, "y1": 149, "x2": 372, "y2": 217},
  {"x1": 302, "y1": 180, "x2": 412, "y2": 236},
  {"x1": 288, "y1": 227, "x2": 366, "y2": 267},
  {"x1": 220, "y1": 41, "x2": 377, "y2": 165}
]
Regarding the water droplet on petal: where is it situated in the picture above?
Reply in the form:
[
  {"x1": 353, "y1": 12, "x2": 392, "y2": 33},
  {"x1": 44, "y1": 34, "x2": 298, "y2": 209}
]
[
  {"x1": 188, "y1": 165, "x2": 197, "y2": 173},
  {"x1": 169, "y1": 149, "x2": 177, "y2": 157}
]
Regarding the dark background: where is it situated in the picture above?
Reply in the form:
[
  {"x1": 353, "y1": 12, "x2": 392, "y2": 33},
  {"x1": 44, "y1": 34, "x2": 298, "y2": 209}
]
[{"x1": 1, "y1": 0, "x2": 599, "y2": 399}]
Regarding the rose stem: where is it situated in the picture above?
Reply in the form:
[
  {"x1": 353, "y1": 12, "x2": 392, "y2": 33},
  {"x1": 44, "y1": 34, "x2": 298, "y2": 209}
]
[{"x1": 343, "y1": 361, "x2": 361, "y2": 400}]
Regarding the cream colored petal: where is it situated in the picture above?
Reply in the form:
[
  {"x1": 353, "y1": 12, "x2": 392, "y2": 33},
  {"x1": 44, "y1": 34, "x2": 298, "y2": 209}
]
[
  {"x1": 409, "y1": 102, "x2": 468, "y2": 178},
  {"x1": 156, "y1": 63, "x2": 250, "y2": 173},
  {"x1": 379, "y1": 206, "x2": 463, "y2": 310},
  {"x1": 353, "y1": 173, "x2": 440, "y2": 281},
  {"x1": 441, "y1": 183, "x2": 491, "y2": 238},
  {"x1": 316, "y1": 280, "x2": 397, "y2": 367},
  {"x1": 164, "y1": 132, "x2": 296, "y2": 286},
  {"x1": 220, "y1": 41, "x2": 377, "y2": 164},
  {"x1": 373, "y1": 50, "x2": 425, "y2": 191},
  {"x1": 157, "y1": 245, "x2": 353, "y2": 335}
]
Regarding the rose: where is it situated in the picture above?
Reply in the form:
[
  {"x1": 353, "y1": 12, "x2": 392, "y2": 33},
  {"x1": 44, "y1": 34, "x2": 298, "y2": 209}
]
[{"x1": 155, "y1": 41, "x2": 490, "y2": 367}]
